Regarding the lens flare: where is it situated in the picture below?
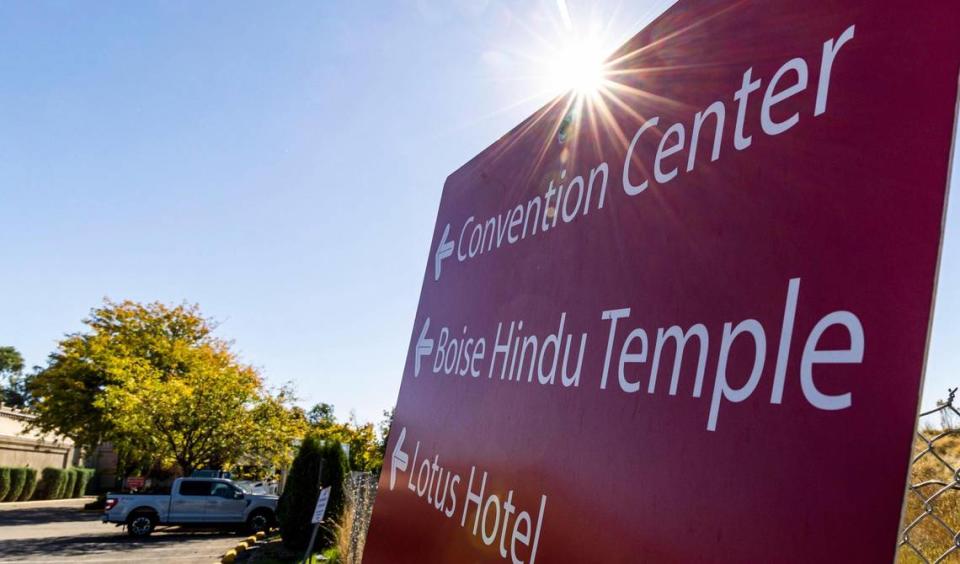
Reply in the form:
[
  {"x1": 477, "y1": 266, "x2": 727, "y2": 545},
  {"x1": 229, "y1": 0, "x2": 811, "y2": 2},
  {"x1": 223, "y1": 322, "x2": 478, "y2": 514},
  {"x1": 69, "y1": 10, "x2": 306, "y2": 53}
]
[{"x1": 545, "y1": 37, "x2": 609, "y2": 99}]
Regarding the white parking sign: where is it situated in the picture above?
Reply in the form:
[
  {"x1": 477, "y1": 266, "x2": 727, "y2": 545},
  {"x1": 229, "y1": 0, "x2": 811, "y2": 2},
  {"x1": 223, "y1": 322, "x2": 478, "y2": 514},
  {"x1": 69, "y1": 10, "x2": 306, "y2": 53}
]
[{"x1": 311, "y1": 487, "x2": 331, "y2": 524}]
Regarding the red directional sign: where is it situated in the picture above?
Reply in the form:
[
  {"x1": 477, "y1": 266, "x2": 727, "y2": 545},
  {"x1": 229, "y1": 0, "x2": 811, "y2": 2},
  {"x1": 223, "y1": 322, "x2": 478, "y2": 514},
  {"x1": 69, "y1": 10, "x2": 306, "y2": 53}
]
[
  {"x1": 124, "y1": 476, "x2": 145, "y2": 491},
  {"x1": 365, "y1": 1, "x2": 960, "y2": 562}
]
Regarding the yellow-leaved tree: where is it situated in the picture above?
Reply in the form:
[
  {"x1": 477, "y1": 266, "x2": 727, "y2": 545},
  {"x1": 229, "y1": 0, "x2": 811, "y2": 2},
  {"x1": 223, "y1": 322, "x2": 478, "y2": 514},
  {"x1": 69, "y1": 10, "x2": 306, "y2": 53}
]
[{"x1": 29, "y1": 300, "x2": 305, "y2": 476}]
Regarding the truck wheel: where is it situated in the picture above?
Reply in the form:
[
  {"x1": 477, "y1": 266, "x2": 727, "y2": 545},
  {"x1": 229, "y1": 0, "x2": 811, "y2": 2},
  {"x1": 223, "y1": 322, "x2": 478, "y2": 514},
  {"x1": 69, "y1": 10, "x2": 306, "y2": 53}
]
[
  {"x1": 246, "y1": 509, "x2": 273, "y2": 534},
  {"x1": 127, "y1": 512, "x2": 157, "y2": 538}
]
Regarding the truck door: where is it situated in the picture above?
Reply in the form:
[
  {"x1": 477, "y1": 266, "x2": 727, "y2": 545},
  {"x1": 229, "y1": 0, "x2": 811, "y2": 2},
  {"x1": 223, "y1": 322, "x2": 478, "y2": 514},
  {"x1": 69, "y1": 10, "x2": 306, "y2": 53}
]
[
  {"x1": 207, "y1": 481, "x2": 248, "y2": 522},
  {"x1": 169, "y1": 480, "x2": 213, "y2": 522}
]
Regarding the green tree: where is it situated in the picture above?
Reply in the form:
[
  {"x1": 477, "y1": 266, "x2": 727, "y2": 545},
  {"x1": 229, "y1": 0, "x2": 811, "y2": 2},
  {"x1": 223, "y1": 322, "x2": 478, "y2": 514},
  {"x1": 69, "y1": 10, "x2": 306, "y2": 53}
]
[
  {"x1": 315, "y1": 441, "x2": 349, "y2": 551},
  {"x1": 277, "y1": 434, "x2": 349, "y2": 551},
  {"x1": 243, "y1": 385, "x2": 309, "y2": 475},
  {"x1": 278, "y1": 434, "x2": 323, "y2": 550},
  {"x1": 377, "y1": 408, "x2": 394, "y2": 463},
  {"x1": 28, "y1": 300, "x2": 305, "y2": 475},
  {"x1": 307, "y1": 402, "x2": 336, "y2": 428},
  {"x1": 306, "y1": 404, "x2": 384, "y2": 473},
  {"x1": 0, "y1": 346, "x2": 30, "y2": 408}
]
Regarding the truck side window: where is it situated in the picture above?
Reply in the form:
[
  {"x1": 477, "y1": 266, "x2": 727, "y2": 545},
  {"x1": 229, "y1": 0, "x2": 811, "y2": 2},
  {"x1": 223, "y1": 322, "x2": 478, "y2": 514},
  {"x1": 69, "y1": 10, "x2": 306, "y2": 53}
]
[
  {"x1": 210, "y1": 483, "x2": 238, "y2": 499},
  {"x1": 179, "y1": 480, "x2": 213, "y2": 496}
]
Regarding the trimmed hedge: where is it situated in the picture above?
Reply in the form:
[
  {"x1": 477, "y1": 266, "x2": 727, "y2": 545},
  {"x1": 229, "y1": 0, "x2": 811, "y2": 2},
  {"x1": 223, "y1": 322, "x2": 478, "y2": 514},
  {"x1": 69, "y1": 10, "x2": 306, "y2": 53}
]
[
  {"x1": 62, "y1": 468, "x2": 78, "y2": 500},
  {"x1": 0, "y1": 467, "x2": 100, "y2": 502},
  {"x1": 19, "y1": 468, "x2": 37, "y2": 501},
  {"x1": 7, "y1": 467, "x2": 27, "y2": 501},
  {"x1": 36, "y1": 467, "x2": 69, "y2": 500},
  {"x1": 0, "y1": 467, "x2": 40, "y2": 502},
  {"x1": 0, "y1": 468, "x2": 9, "y2": 501},
  {"x1": 74, "y1": 468, "x2": 95, "y2": 497},
  {"x1": 8, "y1": 467, "x2": 96, "y2": 501}
]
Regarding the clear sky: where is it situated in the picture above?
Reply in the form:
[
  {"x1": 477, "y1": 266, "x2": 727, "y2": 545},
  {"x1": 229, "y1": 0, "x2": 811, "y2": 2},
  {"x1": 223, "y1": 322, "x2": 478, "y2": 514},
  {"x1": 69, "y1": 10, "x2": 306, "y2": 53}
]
[{"x1": 1, "y1": 0, "x2": 957, "y2": 424}]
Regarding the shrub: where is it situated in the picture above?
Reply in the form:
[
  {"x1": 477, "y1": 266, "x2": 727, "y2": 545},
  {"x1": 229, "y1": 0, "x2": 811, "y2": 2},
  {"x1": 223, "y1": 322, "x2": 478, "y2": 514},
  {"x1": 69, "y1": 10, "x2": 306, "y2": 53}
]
[
  {"x1": 278, "y1": 436, "x2": 349, "y2": 551},
  {"x1": 6, "y1": 468, "x2": 27, "y2": 502},
  {"x1": 0, "y1": 468, "x2": 9, "y2": 501},
  {"x1": 278, "y1": 435, "x2": 323, "y2": 550},
  {"x1": 320, "y1": 548, "x2": 341, "y2": 563},
  {"x1": 74, "y1": 468, "x2": 95, "y2": 497},
  {"x1": 62, "y1": 468, "x2": 78, "y2": 499},
  {"x1": 84, "y1": 493, "x2": 106, "y2": 510},
  {"x1": 36, "y1": 468, "x2": 69, "y2": 500},
  {"x1": 19, "y1": 468, "x2": 37, "y2": 501},
  {"x1": 315, "y1": 442, "x2": 350, "y2": 552}
]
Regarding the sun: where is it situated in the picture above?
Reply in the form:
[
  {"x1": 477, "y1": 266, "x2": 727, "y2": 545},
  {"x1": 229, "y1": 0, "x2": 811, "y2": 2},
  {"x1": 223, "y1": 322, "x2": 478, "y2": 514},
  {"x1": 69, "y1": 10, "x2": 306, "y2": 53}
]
[{"x1": 545, "y1": 36, "x2": 609, "y2": 99}]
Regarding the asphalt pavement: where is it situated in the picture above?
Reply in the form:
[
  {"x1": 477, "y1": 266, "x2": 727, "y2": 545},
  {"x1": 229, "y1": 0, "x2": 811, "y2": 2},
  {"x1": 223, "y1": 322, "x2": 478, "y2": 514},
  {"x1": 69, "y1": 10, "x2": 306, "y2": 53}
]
[{"x1": 0, "y1": 498, "x2": 240, "y2": 563}]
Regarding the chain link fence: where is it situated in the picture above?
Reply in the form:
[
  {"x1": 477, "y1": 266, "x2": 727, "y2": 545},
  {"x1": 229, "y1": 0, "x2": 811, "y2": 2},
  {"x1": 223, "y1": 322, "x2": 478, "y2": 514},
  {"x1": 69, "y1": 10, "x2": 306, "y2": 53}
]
[
  {"x1": 899, "y1": 388, "x2": 960, "y2": 563},
  {"x1": 341, "y1": 471, "x2": 378, "y2": 564}
]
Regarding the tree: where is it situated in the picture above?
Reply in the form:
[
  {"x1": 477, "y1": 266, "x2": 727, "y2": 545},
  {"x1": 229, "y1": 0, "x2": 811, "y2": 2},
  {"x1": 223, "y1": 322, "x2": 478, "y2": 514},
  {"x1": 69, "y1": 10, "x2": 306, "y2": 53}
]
[
  {"x1": 0, "y1": 346, "x2": 30, "y2": 408},
  {"x1": 277, "y1": 434, "x2": 349, "y2": 551},
  {"x1": 0, "y1": 346, "x2": 25, "y2": 375},
  {"x1": 28, "y1": 300, "x2": 305, "y2": 475},
  {"x1": 306, "y1": 403, "x2": 384, "y2": 473},
  {"x1": 307, "y1": 402, "x2": 337, "y2": 428},
  {"x1": 377, "y1": 408, "x2": 394, "y2": 462},
  {"x1": 244, "y1": 385, "x2": 309, "y2": 475},
  {"x1": 277, "y1": 434, "x2": 323, "y2": 550}
]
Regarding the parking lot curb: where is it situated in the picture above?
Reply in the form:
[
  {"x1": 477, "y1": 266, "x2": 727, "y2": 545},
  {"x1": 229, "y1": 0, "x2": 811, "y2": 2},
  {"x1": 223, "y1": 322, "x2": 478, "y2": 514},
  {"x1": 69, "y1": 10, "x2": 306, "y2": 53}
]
[
  {"x1": 0, "y1": 497, "x2": 96, "y2": 511},
  {"x1": 219, "y1": 529, "x2": 273, "y2": 563}
]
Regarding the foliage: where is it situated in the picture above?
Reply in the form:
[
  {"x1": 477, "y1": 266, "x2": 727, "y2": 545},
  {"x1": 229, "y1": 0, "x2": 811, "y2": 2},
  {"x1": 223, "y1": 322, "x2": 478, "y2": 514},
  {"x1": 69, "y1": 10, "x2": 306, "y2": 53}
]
[
  {"x1": 243, "y1": 386, "x2": 308, "y2": 476},
  {"x1": 28, "y1": 300, "x2": 306, "y2": 475},
  {"x1": 332, "y1": 486, "x2": 358, "y2": 563},
  {"x1": 0, "y1": 346, "x2": 30, "y2": 408},
  {"x1": 307, "y1": 403, "x2": 387, "y2": 474},
  {"x1": 55, "y1": 469, "x2": 70, "y2": 499},
  {"x1": 19, "y1": 468, "x2": 37, "y2": 501},
  {"x1": 315, "y1": 440, "x2": 350, "y2": 551},
  {"x1": 320, "y1": 548, "x2": 341, "y2": 563},
  {"x1": 74, "y1": 467, "x2": 95, "y2": 497},
  {"x1": 36, "y1": 467, "x2": 69, "y2": 500},
  {"x1": 377, "y1": 408, "x2": 394, "y2": 463},
  {"x1": 277, "y1": 435, "x2": 350, "y2": 552},
  {"x1": 0, "y1": 468, "x2": 9, "y2": 501},
  {"x1": 278, "y1": 434, "x2": 324, "y2": 550},
  {"x1": 62, "y1": 468, "x2": 78, "y2": 499},
  {"x1": 307, "y1": 403, "x2": 336, "y2": 427},
  {"x1": 0, "y1": 347, "x2": 24, "y2": 375},
  {"x1": 6, "y1": 467, "x2": 27, "y2": 501}
]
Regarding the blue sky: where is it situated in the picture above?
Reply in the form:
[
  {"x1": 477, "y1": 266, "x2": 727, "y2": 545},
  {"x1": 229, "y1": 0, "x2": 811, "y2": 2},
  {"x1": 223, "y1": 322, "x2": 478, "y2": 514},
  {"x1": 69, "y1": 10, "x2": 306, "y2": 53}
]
[{"x1": 1, "y1": 0, "x2": 957, "y2": 424}]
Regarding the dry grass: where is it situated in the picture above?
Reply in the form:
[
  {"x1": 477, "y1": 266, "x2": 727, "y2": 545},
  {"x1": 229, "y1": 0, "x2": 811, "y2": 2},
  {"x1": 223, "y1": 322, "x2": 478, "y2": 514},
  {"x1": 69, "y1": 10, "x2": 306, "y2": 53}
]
[
  {"x1": 898, "y1": 430, "x2": 960, "y2": 563},
  {"x1": 315, "y1": 494, "x2": 359, "y2": 564},
  {"x1": 334, "y1": 499, "x2": 355, "y2": 561}
]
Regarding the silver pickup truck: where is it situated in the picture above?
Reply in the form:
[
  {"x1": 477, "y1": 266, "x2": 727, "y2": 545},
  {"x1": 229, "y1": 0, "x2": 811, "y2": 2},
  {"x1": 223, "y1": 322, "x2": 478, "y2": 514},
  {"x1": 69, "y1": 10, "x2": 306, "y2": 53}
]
[{"x1": 102, "y1": 477, "x2": 278, "y2": 537}]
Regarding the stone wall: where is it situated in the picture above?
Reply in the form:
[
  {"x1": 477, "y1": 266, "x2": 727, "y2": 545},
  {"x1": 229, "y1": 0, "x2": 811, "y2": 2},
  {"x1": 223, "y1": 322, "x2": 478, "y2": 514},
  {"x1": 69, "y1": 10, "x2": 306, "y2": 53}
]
[{"x1": 0, "y1": 405, "x2": 76, "y2": 469}]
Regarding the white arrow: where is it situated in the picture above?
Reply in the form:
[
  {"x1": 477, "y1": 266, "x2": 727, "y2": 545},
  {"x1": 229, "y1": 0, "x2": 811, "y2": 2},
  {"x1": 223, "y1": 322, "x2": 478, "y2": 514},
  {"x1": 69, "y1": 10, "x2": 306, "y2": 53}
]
[
  {"x1": 390, "y1": 427, "x2": 408, "y2": 491},
  {"x1": 415, "y1": 318, "x2": 433, "y2": 377},
  {"x1": 434, "y1": 224, "x2": 455, "y2": 281}
]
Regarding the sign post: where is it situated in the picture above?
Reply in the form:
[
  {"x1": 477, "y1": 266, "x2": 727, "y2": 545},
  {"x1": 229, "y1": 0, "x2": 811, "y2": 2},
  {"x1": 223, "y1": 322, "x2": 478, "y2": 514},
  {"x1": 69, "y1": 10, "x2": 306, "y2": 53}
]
[
  {"x1": 365, "y1": 1, "x2": 960, "y2": 562},
  {"x1": 301, "y1": 486, "x2": 331, "y2": 564}
]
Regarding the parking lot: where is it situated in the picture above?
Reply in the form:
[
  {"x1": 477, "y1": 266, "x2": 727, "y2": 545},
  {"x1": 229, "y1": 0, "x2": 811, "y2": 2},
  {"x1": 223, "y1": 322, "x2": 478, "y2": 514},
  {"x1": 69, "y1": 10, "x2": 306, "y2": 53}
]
[{"x1": 0, "y1": 498, "x2": 240, "y2": 563}]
